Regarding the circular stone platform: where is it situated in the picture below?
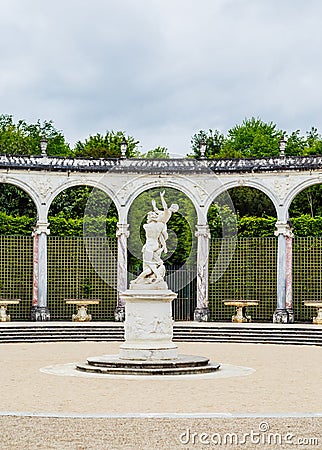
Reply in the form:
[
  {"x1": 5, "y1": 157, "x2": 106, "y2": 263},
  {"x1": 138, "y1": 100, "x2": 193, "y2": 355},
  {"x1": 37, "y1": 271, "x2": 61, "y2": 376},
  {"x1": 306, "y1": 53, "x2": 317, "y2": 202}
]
[{"x1": 76, "y1": 354, "x2": 220, "y2": 376}]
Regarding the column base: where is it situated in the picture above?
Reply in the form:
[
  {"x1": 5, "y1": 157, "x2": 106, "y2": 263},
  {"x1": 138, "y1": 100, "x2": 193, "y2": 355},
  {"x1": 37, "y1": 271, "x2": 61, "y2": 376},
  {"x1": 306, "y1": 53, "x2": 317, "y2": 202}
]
[
  {"x1": 286, "y1": 308, "x2": 295, "y2": 323},
  {"x1": 194, "y1": 307, "x2": 210, "y2": 322},
  {"x1": 273, "y1": 308, "x2": 293, "y2": 324},
  {"x1": 0, "y1": 305, "x2": 10, "y2": 322},
  {"x1": 30, "y1": 306, "x2": 50, "y2": 321},
  {"x1": 114, "y1": 306, "x2": 125, "y2": 322}
]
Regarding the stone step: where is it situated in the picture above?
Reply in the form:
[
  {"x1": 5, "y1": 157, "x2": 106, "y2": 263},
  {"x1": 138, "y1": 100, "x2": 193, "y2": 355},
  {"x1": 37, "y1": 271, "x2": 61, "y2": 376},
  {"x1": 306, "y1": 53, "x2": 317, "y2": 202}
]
[
  {"x1": 76, "y1": 355, "x2": 221, "y2": 375},
  {"x1": 173, "y1": 336, "x2": 322, "y2": 345},
  {"x1": 1, "y1": 324, "x2": 321, "y2": 346},
  {"x1": 174, "y1": 330, "x2": 322, "y2": 337}
]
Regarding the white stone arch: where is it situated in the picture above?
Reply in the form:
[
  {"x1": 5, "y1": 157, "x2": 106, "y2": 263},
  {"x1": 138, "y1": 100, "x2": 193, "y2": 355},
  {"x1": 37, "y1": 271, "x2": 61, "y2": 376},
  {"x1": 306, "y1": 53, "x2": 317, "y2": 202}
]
[
  {"x1": 284, "y1": 176, "x2": 322, "y2": 214},
  {"x1": 120, "y1": 176, "x2": 203, "y2": 223},
  {"x1": 0, "y1": 176, "x2": 41, "y2": 218},
  {"x1": 204, "y1": 179, "x2": 280, "y2": 217},
  {"x1": 46, "y1": 178, "x2": 121, "y2": 219}
]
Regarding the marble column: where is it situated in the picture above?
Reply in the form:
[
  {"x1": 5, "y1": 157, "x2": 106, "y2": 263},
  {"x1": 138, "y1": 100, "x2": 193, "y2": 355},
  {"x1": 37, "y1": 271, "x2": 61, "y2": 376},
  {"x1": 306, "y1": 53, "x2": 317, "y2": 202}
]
[
  {"x1": 194, "y1": 224, "x2": 211, "y2": 322},
  {"x1": 30, "y1": 222, "x2": 51, "y2": 321},
  {"x1": 114, "y1": 223, "x2": 130, "y2": 322},
  {"x1": 285, "y1": 226, "x2": 294, "y2": 322},
  {"x1": 273, "y1": 220, "x2": 294, "y2": 323}
]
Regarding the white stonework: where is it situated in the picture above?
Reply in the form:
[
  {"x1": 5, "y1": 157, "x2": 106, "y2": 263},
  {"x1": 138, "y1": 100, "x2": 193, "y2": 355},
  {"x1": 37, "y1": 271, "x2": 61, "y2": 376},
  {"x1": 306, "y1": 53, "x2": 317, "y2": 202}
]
[
  {"x1": 116, "y1": 223, "x2": 130, "y2": 308},
  {"x1": 119, "y1": 288, "x2": 177, "y2": 360},
  {"x1": 195, "y1": 225, "x2": 211, "y2": 311},
  {"x1": 3, "y1": 155, "x2": 322, "y2": 322}
]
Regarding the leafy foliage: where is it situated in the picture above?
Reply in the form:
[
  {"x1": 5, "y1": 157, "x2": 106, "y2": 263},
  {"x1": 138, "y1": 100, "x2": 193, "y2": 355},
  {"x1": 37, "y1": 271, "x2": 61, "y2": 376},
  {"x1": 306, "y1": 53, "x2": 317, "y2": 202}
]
[
  {"x1": 237, "y1": 216, "x2": 276, "y2": 237},
  {"x1": 49, "y1": 213, "x2": 117, "y2": 237},
  {"x1": 190, "y1": 119, "x2": 322, "y2": 159},
  {"x1": 228, "y1": 187, "x2": 276, "y2": 217},
  {"x1": 190, "y1": 129, "x2": 225, "y2": 158},
  {"x1": 74, "y1": 131, "x2": 139, "y2": 158},
  {"x1": 140, "y1": 146, "x2": 170, "y2": 158},
  {"x1": 290, "y1": 185, "x2": 322, "y2": 218},
  {"x1": 221, "y1": 117, "x2": 282, "y2": 158},
  {"x1": 0, "y1": 212, "x2": 34, "y2": 235},
  {"x1": 0, "y1": 211, "x2": 117, "y2": 237},
  {"x1": 207, "y1": 204, "x2": 238, "y2": 238},
  {"x1": 291, "y1": 215, "x2": 322, "y2": 236},
  {"x1": 49, "y1": 186, "x2": 117, "y2": 219},
  {"x1": 0, "y1": 184, "x2": 37, "y2": 217},
  {"x1": 0, "y1": 114, "x2": 71, "y2": 156}
]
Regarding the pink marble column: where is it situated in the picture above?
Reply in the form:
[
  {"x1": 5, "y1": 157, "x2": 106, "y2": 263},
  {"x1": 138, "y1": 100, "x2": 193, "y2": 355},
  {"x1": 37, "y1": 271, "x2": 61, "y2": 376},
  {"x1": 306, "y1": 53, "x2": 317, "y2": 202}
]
[
  {"x1": 30, "y1": 222, "x2": 50, "y2": 321},
  {"x1": 285, "y1": 228, "x2": 294, "y2": 322},
  {"x1": 114, "y1": 223, "x2": 130, "y2": 321},
  {"x1": 32, "y1": 231, "x2": 39, "y2": 307},
  {"x1": 273, "y1": 221, "x2": 294, "y2": 323},
  {"x1": 194, "y1": 224, "x2": 211, "y2": 322}
]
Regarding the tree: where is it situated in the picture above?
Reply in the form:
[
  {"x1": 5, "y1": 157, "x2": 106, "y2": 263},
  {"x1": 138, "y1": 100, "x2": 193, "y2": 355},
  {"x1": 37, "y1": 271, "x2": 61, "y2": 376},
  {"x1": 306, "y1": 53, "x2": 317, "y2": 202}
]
[
  {"x1": 190, "y1": 129, "x2": 225, "y2": 158},
  {"x1": 302, "y1": 127, "x2": 322, "y2": 155},
  {"x1": 222, "y1": 117, "x2": 282, "y2": 158},
  {"x1": 0, "y1": 114, "x2": 71, "y2": 156},
  {"x1": 0, "y1": 184, "x2": 37, "y2": 217},
  {"x1": 189, "y1": 119, "x2": 322, "y2": 160},
  {"x1": 228, "y1": 187, "x2": 276, "y2": 217},
  {"x1": 289, "y1": 185, "x2": 322, "y2": 218},
  {"x1": 74, "y1": 131, "x2": 139, "y2": 158},
  {"x1": 284, "y1": 127, "x2": 322, "y2": 157},
  {"x1": 140, "y1": 147, "x2": 169, "y2": 158}
]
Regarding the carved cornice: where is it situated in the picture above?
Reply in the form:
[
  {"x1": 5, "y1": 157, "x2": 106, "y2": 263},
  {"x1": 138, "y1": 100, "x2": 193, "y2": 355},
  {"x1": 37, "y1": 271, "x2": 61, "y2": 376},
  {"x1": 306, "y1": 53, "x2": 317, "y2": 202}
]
[{"x1": 2, "y1": 154, "x2": 322, "y2": 174}]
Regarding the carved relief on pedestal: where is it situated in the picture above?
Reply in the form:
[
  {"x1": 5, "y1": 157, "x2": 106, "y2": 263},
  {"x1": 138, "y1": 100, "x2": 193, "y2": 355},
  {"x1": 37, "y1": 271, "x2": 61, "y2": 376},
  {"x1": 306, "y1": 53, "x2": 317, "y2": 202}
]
[{"x1": 125, "y1": 310, "x2": 173, "y2": 340}]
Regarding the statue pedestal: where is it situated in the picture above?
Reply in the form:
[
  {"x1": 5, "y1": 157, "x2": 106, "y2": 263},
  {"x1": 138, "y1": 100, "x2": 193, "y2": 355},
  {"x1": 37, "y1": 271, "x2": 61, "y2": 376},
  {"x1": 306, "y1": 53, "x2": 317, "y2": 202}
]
[
  {"x1": 76, "y1": 284, "x2": 220, "y2": 375},
  {"x1": 119, "y1": 287, "x2": 178, "y2": 360}
]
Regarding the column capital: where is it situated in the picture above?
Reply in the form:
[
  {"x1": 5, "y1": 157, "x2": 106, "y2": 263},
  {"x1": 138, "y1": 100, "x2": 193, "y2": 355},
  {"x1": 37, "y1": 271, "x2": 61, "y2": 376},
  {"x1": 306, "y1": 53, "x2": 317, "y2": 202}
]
[
  {"x1": 32, "y1": 222, "x2": 50, "y2": 236},
  {"x1": 195, "y1": 224, "x2": 211, "y2": 239},
  {"x1": 116, "y1": 223, "x2": 130, "y2": 238},
  {"x1": 274, "y1": 221, "x2": 294, "y2": 238}
]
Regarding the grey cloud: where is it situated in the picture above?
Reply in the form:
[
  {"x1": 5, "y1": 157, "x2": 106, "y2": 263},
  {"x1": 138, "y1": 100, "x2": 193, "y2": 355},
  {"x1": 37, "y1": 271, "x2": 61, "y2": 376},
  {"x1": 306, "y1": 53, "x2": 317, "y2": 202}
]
[{"x1": 1, "y1": 0, "x2": 322, "y2": 154}]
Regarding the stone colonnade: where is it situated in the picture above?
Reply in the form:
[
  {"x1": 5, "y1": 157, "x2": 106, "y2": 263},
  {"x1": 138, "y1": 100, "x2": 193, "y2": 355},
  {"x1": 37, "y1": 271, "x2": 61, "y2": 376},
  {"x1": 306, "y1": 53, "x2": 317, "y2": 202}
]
[
  {"x1": 112, "y1": 218, "x2": 295, "y2": 323},
  {"x1": 1, "y1": 155, "x2": 320, "y2": 324},
  {"x1": 29, "y1": 215, "x2": 295, "y2": 323}
]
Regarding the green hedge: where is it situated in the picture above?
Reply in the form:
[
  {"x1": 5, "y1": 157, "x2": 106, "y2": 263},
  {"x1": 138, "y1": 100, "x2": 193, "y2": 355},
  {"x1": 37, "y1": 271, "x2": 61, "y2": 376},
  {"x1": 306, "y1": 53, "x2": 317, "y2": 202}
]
[
  {"x1": 2, "y1": 211, "x2": 322, "y2": 238},
  {"x1": 210, "y1": 214, "x2": 322, "y2": 237},
  {"x1": 237, "y1": 215, "x2": 322, "y2": 237},
  {"x1": 0, "y1": 212, "x2": 117, "y2": 237},
  {"x1": 0, "y1": 212, "x2": 34, "y2": 235}
]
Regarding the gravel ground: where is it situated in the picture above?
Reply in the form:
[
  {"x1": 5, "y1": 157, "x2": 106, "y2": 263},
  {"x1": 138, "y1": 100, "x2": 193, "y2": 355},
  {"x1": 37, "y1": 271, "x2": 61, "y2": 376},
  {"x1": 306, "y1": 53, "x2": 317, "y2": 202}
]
[
  {"x1": 0, "y1": 341, "x2": 321, "y2": 449},
  {"x1": 1, "y1": 417, "x2": 321, "y2": 449}
]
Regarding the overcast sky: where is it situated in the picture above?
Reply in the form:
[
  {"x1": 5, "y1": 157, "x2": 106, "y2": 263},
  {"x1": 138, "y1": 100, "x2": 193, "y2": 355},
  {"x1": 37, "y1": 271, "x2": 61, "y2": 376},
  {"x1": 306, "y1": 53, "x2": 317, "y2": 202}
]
[{"x1": 1, "y1": 0, "x2": 322, "y2": 156}]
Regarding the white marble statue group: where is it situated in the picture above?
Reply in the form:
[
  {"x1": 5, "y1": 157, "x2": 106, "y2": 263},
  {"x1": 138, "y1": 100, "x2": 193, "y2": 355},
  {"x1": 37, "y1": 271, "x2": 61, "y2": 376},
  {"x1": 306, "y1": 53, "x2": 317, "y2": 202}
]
[{"x1": 131, "y1": 191, "x2": 179, "y2": 286}]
